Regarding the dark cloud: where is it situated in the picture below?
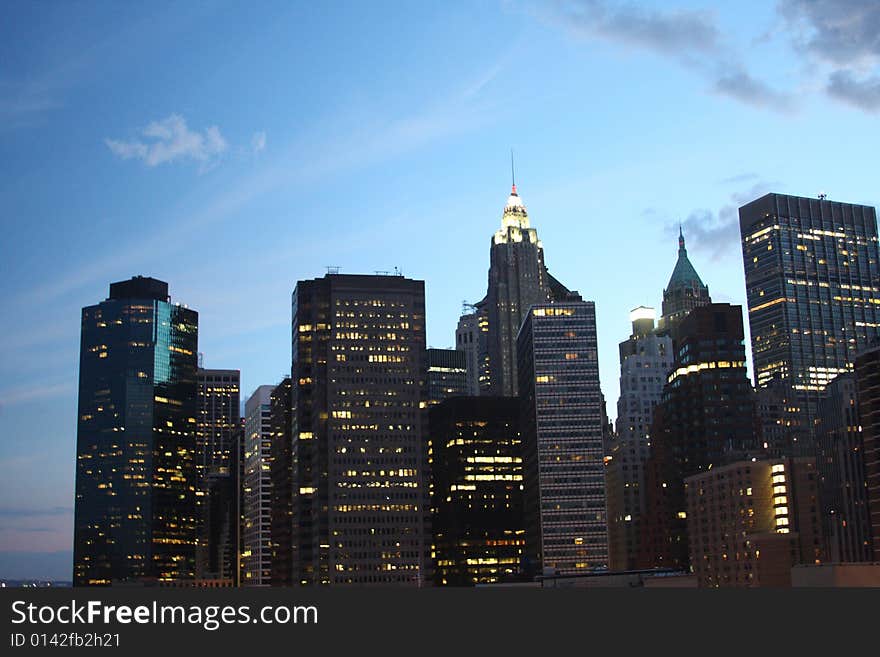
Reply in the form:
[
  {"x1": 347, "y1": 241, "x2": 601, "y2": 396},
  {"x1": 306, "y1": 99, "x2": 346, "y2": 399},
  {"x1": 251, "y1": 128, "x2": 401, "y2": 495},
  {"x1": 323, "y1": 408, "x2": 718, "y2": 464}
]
[
  {"x1": 713, "y1": 70, "x2": 795, "y2": 113},
  {"x1": 672, "y1": 182, "x2": 779, "y2": 262},
  {"x1": 549, "y1": 0, "x2": 720, "y2": 59},
  {"x1": 827, "y1": 70, "x2": 880, "y2": 111},
  {"x1": 779, "y1": 1, "x2": 880, "y2": 112},
  {"x1": 779, "y1": 0, "x2": 880, "y2": 66}
]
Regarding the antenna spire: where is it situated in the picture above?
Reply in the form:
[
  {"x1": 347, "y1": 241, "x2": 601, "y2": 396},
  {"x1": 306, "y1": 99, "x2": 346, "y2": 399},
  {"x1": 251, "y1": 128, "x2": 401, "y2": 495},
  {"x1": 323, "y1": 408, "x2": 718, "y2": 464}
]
[{"x1": 510, "y1": 149, "x2": 516, "y2": 194}]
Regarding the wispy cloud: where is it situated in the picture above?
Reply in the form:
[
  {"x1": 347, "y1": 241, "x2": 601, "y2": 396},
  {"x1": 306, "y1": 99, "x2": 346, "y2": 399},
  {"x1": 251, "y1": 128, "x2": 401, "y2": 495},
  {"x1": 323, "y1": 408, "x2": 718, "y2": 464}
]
[
  {"x1": 827, "y1": 70, "x2": 880, "y2": 111},
  {"x1": 106, "y1": 114, "x2": 227, "y2": 169},
  {"x1": 537, "y1": 0, "x2": 794, "y2": 113},
  {"x1": 251, "y1": 131, "x2": 267, "y2": 154},
  {"x1": 713, "y1": 70, "x2": 795, "y2": 112},
  {"x1": 0, "y1": 381, "x2": 74, "y2": 409},
  {"x1": 0, "y1": 507, "x2": 71, "y2": 519}
]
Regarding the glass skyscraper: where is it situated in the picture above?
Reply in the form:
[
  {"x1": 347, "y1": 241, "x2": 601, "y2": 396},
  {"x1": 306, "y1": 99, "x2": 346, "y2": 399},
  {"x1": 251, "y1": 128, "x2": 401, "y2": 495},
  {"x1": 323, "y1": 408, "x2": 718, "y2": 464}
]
[
  {"x1": 73, "y1": 276, "x2": 199, "y2": 586},
  {"x1": 740, "y1": 193, "x2": 880, "y2": 436}
]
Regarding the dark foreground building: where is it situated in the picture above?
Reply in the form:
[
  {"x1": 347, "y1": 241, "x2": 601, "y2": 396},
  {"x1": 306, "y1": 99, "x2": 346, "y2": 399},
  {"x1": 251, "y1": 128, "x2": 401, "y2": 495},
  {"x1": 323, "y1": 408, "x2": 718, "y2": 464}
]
[
  {"x1": 430, "y1": 397, "x2": 524, "y2": 586},
  {"x1": 74, "y1": 276, "x2": 199, "y2": 586},
  {"x1": 291, "y1": 273, "x2": 429, "y2": 585},
  {"x1": 855, "y1": 345, "x2": 880, "y2": 561}
]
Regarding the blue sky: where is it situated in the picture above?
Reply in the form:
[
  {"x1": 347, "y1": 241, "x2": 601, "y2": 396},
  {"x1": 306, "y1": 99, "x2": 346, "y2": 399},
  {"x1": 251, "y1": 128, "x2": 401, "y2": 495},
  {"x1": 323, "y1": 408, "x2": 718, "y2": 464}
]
[{"x1": 2, "y1": 0, "x2": 880, "y2": 579}]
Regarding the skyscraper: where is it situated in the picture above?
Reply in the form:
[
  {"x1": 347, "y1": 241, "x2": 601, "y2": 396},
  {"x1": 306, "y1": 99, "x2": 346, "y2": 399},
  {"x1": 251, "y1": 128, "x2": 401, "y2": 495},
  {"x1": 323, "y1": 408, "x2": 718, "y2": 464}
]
[
  {"x1": 291, "y1": 273, "x2": 428, "y2": 586},
  {"x1": 269, "y1": 377, "x2": 293, "y2": 586},
  {"x1": 657, "y1": 229, "x2": 711, "y2": 334},
  {"x1": 479, "y1": 183, "x2": 553, "y2": 396},
  {"x1": 740, "y1": 193, "x2": 880, "y2": 436},
  {"x1": 429, "y1": 397, "x2": 524, "y2": 586},
  {"x1": 196, "y1": 368, "x2": 240, "y2": 584},
  {"x1": 607, "y1": 307, "x2": 673, "y2": 571},
  {"x1": 815, "y1": 374, "x2": 872, "y2": 562},
  {"x1": 242, "y1": 385, "x2": 274, "y2": 586},
  {"x1": 641, "y1": 303, "x2": 759, "y2": 570},
  {"x1": 518, "y1": 297, "x2": 608, "y2": 575},
  {"x1": 74, "y1": 276, "x2": 198, "y2": 586},
  {"x1": 426, "y1": 348, "x2": 468, "y2": 404}
]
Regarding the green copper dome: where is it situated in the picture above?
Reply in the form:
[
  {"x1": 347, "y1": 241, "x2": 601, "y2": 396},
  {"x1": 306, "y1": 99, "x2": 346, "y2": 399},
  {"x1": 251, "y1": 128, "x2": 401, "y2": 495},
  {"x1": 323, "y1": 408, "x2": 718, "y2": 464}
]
[{"x1": 666, "y1": 228, "x2": 705, "y2": 291}]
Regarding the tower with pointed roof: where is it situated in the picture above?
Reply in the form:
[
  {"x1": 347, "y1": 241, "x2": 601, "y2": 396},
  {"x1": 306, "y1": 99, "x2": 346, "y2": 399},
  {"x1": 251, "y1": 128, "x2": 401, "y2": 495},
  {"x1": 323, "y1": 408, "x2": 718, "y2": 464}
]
[
  {"x1": 478, "y1": 182, "x2": 551, "y2": 396},
  {"x1": 658, "y1": 228, "x2": 711, "y2": 334}
]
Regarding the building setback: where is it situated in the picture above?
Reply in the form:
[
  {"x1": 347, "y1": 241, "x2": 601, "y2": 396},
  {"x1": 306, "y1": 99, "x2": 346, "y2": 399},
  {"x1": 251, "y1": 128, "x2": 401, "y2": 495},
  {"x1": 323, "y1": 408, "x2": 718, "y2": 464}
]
[
  {"x1": 426, "y1": 348, "x2": 469, "y2": 405},
  {"x1": 518, "y1": 298, "x2": 608, "y2": 575},
  {"x1": 74, "y1": 276, "x2": 199, "y2": 585},
  {"x1": 196, "y1": 367, "x2": 240, "y2": 584},
  {"x1": 429, "y1": 397, "x2": 525, "y2": 585},
  {"x1": 686, "y1": 458, "x2": 825, "y2": 588},
  {"x1": 607, "y1": 307, "x2": 673, "y2": 571},
  {"x1": 455, "y1": 310, "x2": 483, "y2": 396},
  {"x1": 739, "y1": 193, "x2": 880, "y2": 439},
  {"x1": 815, "y1": 374, "x2": 872, "y2": 562},
  {"x1": 291, "y1": 273, "x2": 428, "y2": 585},
  {"x1": 855, "y1": 344, "x2": 880, "y2": 561},
  {"x1": 242, "y1": 385, "x2": 274, "y2": 585}
]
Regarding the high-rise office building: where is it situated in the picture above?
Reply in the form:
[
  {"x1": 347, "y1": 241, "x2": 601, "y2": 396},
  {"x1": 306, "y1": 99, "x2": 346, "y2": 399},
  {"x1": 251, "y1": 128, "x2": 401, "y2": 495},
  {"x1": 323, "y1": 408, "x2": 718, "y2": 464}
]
[
  {"x1": 815, "y1": 374, "x2": 872, "y2": 562},
  {"x1": 196, "y1": 368, "x2": 240, "y2": 584},
  {"x1": 429, "y1": 397, "x2": 525, "y2": 585},
  {"x1": 607, "y1": 307, "x2": 673, "y2": 571},
  {"x1": 455, "y1": 310, "x2": 482, "y2": 395},
  {"x1": 242, "y1": 385, "x2": 274, "y2": 586},
  {"x1": 740, "y1": 193, "x2": 880, "y2": 436},
  {"x1": 657, "y1": 229, "x2": 711, "y2": 334},
  {"x1": 518, "y1": 298, "x2": 608, "y2": 575},
  {"x1": 686, "y1": 457, "x2": 824, "y2": 587},
  {"x1": 426, "y1": 348, "x2": 468, "y2": 404},
  {"x1": 269, "y1": 377, "x2": 293, "y2": 586},
  {"x1": 73, "y1": 276, "x2": 198, "y2": 586},
  {"x1": 291, "y1": 273, "x2": 428, "y2": 586},
  {"x1": 641, "y1": 303, "x2": 759, "y2": 570},
  {"x1": 854, "y1": 344, "x2": 880, "y2": 561}
]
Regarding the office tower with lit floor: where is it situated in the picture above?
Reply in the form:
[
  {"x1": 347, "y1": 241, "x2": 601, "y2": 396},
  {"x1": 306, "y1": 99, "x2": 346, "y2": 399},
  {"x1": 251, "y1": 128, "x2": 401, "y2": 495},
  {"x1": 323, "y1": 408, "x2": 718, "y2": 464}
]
[
  {"x1": 73, "y1": 276, "x2": 199, "y2": 586},
  {"x1": 429, "y1": 396, "x2": 524, "y2": 585},
  {"x1": 242, "y1": 385, "x2": 274, "y2": 586},
  {"x1": 291, "y1": 273, "x2": 428, "y2": 585},
  {"x1": 196, "y1": 367, "x2": 240, "y2": 584},
  {"x1": 740, "y1": 193, "x2": 880, "y2": 443},
  {"x1": 518, "y1": 296, "x2": 608, "y2": 575},
  {"x1": 426, "y1": 348, "x2": 468, "y2": 405}
]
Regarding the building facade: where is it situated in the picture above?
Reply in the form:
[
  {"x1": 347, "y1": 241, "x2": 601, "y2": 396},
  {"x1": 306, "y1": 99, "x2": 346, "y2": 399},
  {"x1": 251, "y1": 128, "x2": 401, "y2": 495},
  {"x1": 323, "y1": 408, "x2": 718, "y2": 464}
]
[
  {"x1": 686, "y1": 458, "x2": 825, "y2": 587},
  {"x1": 607, "y1": 307, "x2": 673, "y2": 571},
  {"x1": 242, "y1": 385, "x2": 274, "y2": 586},
  {"x1": 269, "y1": 377, "x2": 293, "y2": 586},
  {"x1": 73, "y1": 276, "x2": 199, "y2": 585},
  {"x1": 291, "y1": 273, "x2": 429, "y2": 585},
  {"x1": 429, "y1": 397, "x2": 525, "y2": 585},
  {"x1": 196, "y1": 368, "x2": 240, "y2": 583},
  {"x1": 740, "y1": 193, "x2": 880, "y2": 436},
  {"x1": 518, "y1": 298, "x2": 608, "y2": 575},
  {"x1": 815, "y1": 374, "x2": 872, "y2": 562},
  {"x1": 854, "y1": 344, "x2": 880, "y2": 561}
]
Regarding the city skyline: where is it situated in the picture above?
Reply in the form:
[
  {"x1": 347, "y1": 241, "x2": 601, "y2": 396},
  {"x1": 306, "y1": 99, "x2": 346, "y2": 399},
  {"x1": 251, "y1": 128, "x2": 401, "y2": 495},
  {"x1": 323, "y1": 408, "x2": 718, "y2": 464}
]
[{"x1": 4, "y1": 1, "x2": 880, "y2": 580}]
